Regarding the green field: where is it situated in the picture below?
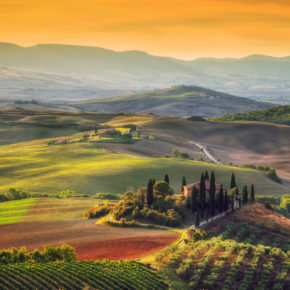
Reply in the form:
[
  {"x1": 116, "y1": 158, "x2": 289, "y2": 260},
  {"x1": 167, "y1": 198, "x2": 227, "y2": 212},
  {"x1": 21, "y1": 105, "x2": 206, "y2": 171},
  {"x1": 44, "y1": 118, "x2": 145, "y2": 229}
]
[
  {"x1": 0, "y1": 198, "x2": 37, "y2": 225},
  {"x1": 0, "y1": 137, "x2": 287, "y2": 197},
  {"x1": 0, "y1": 198, "x2": 98, "y2": 225},
  {"x1": 0, "y1": 110, "x2": 151, "y2": 146},
  {"x1": 0, "y1": 260, "x2": 168, "y2": 290}
]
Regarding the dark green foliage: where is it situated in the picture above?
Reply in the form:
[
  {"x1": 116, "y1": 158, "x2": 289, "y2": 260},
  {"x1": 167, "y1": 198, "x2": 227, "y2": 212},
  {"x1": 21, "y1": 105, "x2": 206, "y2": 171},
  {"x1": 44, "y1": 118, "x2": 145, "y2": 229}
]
[
  {"x1": 164, "y1": 174, "x2": 170, "y2": 184},
  {"x1": 204, "y1": 171, "x2": 209, "y2": 180},
  {"x1": 200, "y1": 173, "x2": 206, "y2": 209},
  {"x1": 218, "y1": 185, "x2": 224, "y2": 213},
  {"x1": 86, "y1": 202, "x2": 114, "y2": 218},
  {"x1": 209, "y1": 105, "x2": 290, "y2": 125},
  {"x1": 172, "y1": 148, "x2": 190, "y2": 159},
  {"x1": 250, "y1": 184, "x2": 255, "y2": 202},
  {"x1": 230, "y1": 173, "x2": 236, "y2": 189},
  {"x1": 187, "y1": 116, "x2": 206, "y2": 122},
  {"x1": 266, "y1": 169, "x2": 282, "y2": 183},
  {"x1": 209, "y1": 172, "x2": 216, "y2": 218},
  {"x1": 181, "y1": 176, "x2": 186, "y2": 194},
  {"x1": 0, "y1": 260, "x2": 168, "y2": 289},
  {"x1": 224, "y1": 190, "x2": 228, "y2": 211},
  {"x1": 195, "y1": 210, "x2": 200, "y2": 228},
  {"x1": 242, "y1": 185, "x2": 249, "y2": 204},
  {"x1": 153, "y1": 181, "x2": 173, "y2": 198},
  {"x1": 191, "y1": 186, "x2": 198, "y2": 213},
  {"x1": 147, "y1": 179, "x2": 154, "y2": 207},
  {"x1": 95, "y1": 192, "x2": 120, "y2": 200},
  {"x1": 264, "y1": 201, "x2": 274, "y2": 211},
  {"x1": 0, "y1": 245, "x2": 76, "y2": 264}
]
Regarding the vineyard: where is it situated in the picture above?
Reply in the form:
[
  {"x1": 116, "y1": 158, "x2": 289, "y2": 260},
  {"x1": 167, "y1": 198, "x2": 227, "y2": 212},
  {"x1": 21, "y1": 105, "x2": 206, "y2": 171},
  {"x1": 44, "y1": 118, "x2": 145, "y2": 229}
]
[
  {"x1": 0, "y1": 260, "x2": 168, "y2": 290},
  {"x1": 156, "y1": 237, "x2": 289, "y2": 290}
]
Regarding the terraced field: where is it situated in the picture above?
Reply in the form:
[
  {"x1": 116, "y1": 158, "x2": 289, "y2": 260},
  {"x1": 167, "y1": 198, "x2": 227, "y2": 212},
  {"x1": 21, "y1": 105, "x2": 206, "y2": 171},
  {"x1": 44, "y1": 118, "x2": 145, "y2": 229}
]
[
  {"x1": 0, "y1": 260, "x2": 168, "y2": 290},
  {"x1": 156, "y1": 204, "x2": 290, "y2": 289},
  {"x1": 157, "y1": 237, "x2": 289, "y2": 290}
]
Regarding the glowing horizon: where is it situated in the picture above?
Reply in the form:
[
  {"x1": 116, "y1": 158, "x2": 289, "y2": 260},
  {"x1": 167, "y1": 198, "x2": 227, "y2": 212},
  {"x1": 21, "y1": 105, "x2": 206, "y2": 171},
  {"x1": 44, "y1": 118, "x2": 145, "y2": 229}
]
[{"x1": 1, "y1": 0, "x2": 290, "y2": 60}]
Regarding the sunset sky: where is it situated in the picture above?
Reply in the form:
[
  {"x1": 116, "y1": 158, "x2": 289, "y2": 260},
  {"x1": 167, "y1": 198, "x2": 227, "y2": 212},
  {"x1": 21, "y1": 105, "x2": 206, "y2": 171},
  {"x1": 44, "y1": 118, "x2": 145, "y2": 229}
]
[{"x1": 1, "y1": 0, "x2": 290, "y2": 59}]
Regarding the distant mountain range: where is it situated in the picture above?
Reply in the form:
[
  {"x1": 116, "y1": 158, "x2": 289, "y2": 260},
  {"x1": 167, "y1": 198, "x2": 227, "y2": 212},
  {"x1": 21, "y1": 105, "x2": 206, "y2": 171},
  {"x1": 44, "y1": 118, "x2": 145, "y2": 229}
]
[
  {"x1": 0, "y1": 43, "x2": 289, "y2": 104},
  {"x1": 70, "y1": 86, "x2": 274, "y2": 117}
]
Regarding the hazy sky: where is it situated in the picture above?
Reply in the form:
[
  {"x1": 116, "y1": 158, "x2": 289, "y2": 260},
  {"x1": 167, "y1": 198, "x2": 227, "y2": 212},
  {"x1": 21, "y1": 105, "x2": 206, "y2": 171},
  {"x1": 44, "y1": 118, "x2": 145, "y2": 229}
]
[{"x1": 1, "y1": 0, "x2": 290, "y2": 59}]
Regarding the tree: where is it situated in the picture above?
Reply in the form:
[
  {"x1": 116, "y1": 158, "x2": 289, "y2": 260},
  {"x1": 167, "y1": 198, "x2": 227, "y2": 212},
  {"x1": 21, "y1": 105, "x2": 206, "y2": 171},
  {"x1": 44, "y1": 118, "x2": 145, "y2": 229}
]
[
  {"x1": 181, "y1": 176, "x2": 187, "y2": 194},
  {"x1": 242, "y1": 185, "x2": 248, "y2": 205},
  {"x1": 164, "y1": 174, "x2": 169, "y2": 184},
  {"x1": 250, "y1": 184, "x2": 255, "y2": 202},
  {"x1": 231, "y1": 195, "x2": 235, "y2": 212},
  {"x1": 209, "y1": 172, "x2": 216, "y2": 218},
  {"x1": 200, "y1": 173, "x2": 206, "y2": 211},
  {"x1": 230, "y1": 173, "x2": 236, "y2": 189},
  {"x1": 224, "y1": 190, "x2": 228, "y2": 212},
  {"x1": 195, "y1": 210, "x2": 200, "y2": 228},
  {"x1": 153, "y1": 181, "x2": 173, "y2": 198},
  {"x1": 204, "y1": 170, "x2": 209, "y2": 180},
  {"x1": 191, "y1": 186, "x2": 198, "y2": 213},
  {"x1": 147, "y1": 179, "x2": 154, "y2": 208},
  {"x1": 218, "y1": 185, "x2": 224, "y2": 213},
  {"x1": 152, "y1": 179, "x2": 156, "y2": 185}
]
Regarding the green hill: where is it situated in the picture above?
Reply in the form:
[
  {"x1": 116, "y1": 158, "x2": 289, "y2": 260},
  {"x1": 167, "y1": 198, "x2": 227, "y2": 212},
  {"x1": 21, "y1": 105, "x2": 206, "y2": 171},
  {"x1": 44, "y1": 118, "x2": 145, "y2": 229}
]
[
  {"x1": 71, "y1": 85, "x2": 273, "y2": 118},
  {"x1": 209, "y1": 105, "x2": 290, "y2": 125},
  {"x1": 155, "y1": 203, "x2": 290, "y2": 289},
  {"x1": 0, "y1": 136, "x2": 287, "y2": 196}
]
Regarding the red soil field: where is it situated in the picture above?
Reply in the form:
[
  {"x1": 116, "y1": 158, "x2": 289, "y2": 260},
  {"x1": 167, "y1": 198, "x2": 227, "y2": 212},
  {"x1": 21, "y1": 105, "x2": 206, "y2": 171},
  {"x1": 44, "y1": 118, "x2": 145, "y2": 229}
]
[{"x1": 0, "y1": 220, "x2": 179, "y2": 260}]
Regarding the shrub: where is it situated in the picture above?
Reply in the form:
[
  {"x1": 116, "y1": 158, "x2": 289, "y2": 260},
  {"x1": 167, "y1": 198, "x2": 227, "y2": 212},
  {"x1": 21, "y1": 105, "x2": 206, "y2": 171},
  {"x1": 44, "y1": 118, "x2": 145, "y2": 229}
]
[
  {"x1": 264, "y1": 201, "x2": 274, "y2": 211},
  {"x1": 95, "y1": 192, "x2": 120, "y2": 200},
  {"x1": 86, "y1": 202, "x2": 114, "y2": 218}
]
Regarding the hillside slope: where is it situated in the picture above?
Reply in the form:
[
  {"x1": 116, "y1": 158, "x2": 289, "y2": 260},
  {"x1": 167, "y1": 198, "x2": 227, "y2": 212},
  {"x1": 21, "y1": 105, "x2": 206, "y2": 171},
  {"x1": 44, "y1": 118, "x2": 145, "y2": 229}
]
[
  {"x1": 71, "y1": 86, "x2": 273, "y2": 117},
  {"x1": 209, "y1": 105, "x2": 290, "y2": 125},
  {"x1": 1, "y1": 43, "x2": 290, "y2": 102},
  {"x1": 140, "y1": 117, "x2": 290, "y2": 181}
]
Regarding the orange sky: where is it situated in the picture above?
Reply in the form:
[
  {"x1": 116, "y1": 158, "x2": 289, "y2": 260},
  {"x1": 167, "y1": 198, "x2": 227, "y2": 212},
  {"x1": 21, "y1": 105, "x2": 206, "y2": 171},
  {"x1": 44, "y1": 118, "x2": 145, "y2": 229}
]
[{"x1": 1, "y1": 0, "x2": 290, "y2": 59}]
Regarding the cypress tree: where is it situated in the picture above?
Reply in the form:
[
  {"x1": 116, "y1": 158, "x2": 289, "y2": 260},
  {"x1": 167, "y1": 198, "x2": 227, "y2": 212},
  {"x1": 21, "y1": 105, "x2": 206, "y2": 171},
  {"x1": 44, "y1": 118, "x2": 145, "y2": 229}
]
[
  {"x1": 218, "y1": 185, "x2": 224, "y2": 213},
  {"x1": 250, "y1": 184, "x2": 255, "y2": 202},
  {"x1": 230, "y1": 173, "x2": 236, "y2": 189},
  {"x1": 204, "y1": 170, "x2": 209, "y2": 180},
  {"x1": 181, "y1": 176, "x2": 186, "y2": 194},
  {"x1": 152, "y1": 179, "x2": 156, "y2": 185},
  {"x1": 191, "y1": 186, "x2": 198, "y2": 213},
  {"x1": 195, "y1": 210, "x2": 200, "y2": 228},
  {"x1": 231, "y1": 195, "x2": 235, "y2": 212},
  {"x1": 224, "y1": 190, "x2": 228, "y2": 212},
  {"x1": 209, "y1": 172, "x2": 216, "y2": 218},
  {"x1": 242, "y1": 185, "x2": 248, "y2": 205},
  {"x1": 200, "y1": 173, "x2": 206, "y2": 211},
  {"x1": 147, "y1": 179, "x2": 154, "y2": 208},
  {"x1": 164, "y1": 174, "x2": 169, "y2": 184}
]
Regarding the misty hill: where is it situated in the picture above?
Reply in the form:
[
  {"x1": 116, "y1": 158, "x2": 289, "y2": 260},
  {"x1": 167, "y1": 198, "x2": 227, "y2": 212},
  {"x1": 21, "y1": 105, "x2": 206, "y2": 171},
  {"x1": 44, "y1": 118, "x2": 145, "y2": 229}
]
[
  {"x1": 70, "y1": 86, "x2": 274, "y2": 117},
  {"x1": 0, "y1": 43, "x2": 290, "y2": 103},
  {"x1": 209, "y1": 105, "x2": 290, "y2": 125}
]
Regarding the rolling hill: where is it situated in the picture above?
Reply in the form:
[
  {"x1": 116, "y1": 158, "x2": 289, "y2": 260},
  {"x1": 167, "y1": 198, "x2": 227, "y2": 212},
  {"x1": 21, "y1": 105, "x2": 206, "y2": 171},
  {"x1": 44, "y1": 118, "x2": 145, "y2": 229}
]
[
  {"x1": 209, "y1": 105, "x2": 290, "y2": 125},
  {"x1": 70, "y1": 86, "x2": 274, "y2": 117},
  {"x1": 0, "y1": 43, "x2": 289, "y2": 103}
]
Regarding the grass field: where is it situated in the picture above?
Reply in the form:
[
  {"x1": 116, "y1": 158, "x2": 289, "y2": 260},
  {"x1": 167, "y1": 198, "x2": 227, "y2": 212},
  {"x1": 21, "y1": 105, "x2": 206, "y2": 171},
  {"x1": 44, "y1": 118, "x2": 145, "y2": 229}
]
[
  {"x1": 0, "y1": 137, "x2": 287, "y2": 197},
  {"x1": 0, "y1": 198, "x2": 98, "y2": 225},
  {"x1": 0, "y1": 198, "x2": 37, "y2": 225},
  {"x1": 0, "y1": 109, "x2": 152, "y2": 145}
]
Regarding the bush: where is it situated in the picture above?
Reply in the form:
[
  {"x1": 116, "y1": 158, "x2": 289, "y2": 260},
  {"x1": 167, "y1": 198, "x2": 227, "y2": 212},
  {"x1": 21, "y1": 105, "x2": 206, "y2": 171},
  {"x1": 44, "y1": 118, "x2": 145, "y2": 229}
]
[
  {"x1": 264, "y1": 201, "x2": 274, "y2": 211},
  {"x1": 266, "y1": 169, "x2": 282, "y2": 183},
  {"x1": 0, "y1": 245, "x2": 76, "y2": 264},
  {"x1": 95, "y1": 192, "x2": 120, "y2": 200},
  {"x1": 86, "y1": 202, "x2": 114, "y2": 218}
]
